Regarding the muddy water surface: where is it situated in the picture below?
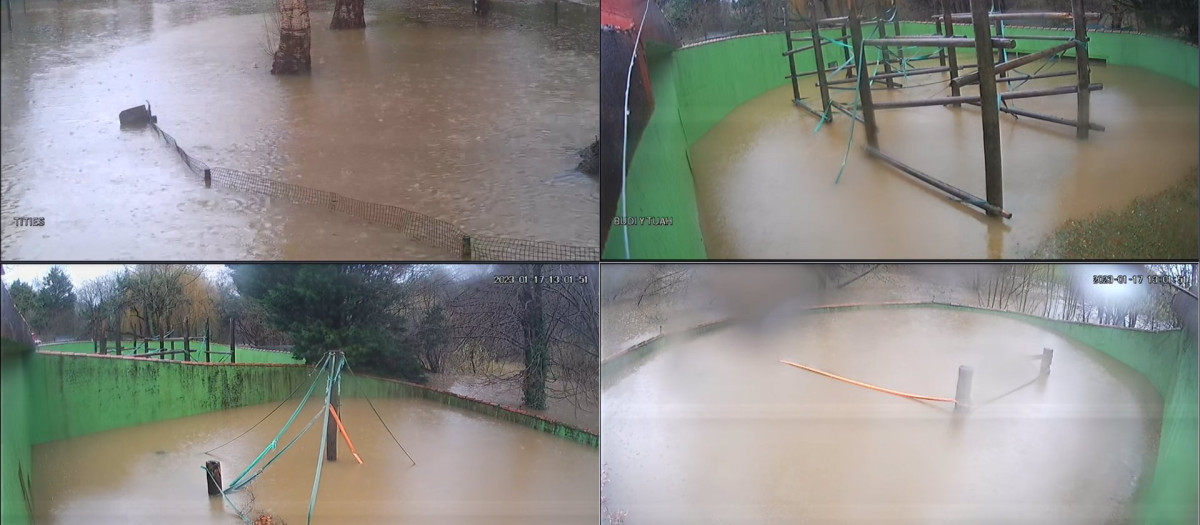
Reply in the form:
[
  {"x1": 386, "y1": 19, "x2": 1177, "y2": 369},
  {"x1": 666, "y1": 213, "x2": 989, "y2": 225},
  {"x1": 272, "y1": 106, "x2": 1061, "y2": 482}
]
[
  {"x1": 2, "y1": 0, "x2": 598, "y2": 259},
  {"x1": 602, "y1": 307, "x2": 1162, "y2": 524},
  {"x1": 691, "y1": 59, "x2": 1198, "y2": 258},
  {"x1": 33, "y1": 397, "x2": 598, "y2": 524}
]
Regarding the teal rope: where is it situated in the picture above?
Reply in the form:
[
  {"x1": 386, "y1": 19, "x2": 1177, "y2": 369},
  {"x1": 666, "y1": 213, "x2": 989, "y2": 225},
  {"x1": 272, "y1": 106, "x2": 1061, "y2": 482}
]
[
  {"x1": 308, "y1": 355, "x2": 342, "y2": 525},
  {"x1": 226, "y1": 356, "x2": 331, "y2": 491},
  {"x1": 833, "y1": 22, "x2": 882, "y2": 184},
  {"x1": 228, "y1": 408, "x2": 326, "y2": 490},
  {"x1": 203, "y1": 466, "x2": 252, "y2": 523}
]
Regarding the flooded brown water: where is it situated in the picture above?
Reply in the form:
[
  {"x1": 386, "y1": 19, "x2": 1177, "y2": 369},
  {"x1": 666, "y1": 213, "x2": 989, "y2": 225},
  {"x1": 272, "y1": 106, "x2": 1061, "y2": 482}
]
[
  {"x1": 602, "y1": 307, "x2": 1163, "y2": 524},
  {"x1": 32, "y1": 397, "x2": 598, "y2": 524},
  {"x1": 428, "y1": 372, "x2": 599, "y2": 431},
  {"x1": 1, "y1": 0, "x2": 598, "y2": 260},
  {"x1": 691, "y1": 59, "x2": 1199, "y2": 259}
]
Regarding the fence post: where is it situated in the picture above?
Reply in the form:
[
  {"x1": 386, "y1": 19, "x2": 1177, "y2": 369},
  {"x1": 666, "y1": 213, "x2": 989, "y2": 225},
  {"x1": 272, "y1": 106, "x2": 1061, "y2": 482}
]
[
  {"x1": 159, "y1": 333, "x2": 165, "y2": 359},
  {"x1": 970, "y1": 0, "x2": 1004, "y2": 215},
  {"x1": 1071, "y1": 0, "x2": 1091, "y2": 139},
  {"x1": 203, "y1": 169, "x2": 212, "y2": 188},
  {"x1": 941, "y1": 1, "x2": 961, "y2": 105},
  {"x1": 954, "y1": 365, "x2": 974, "y2": 411},
  {"x1": 229, "y1": 318, "x2": 236, "y2": 364},
  {"x1": 1040, "y1": 347, "x2": 1054, "y2": 375},
  {"x1": 184, "y1": 319, "x2": 191, "y2": 362},
  {"x1": 461, "y1": 236, "x2": 472, "y2": 260},
  {"x1": 115, "y1": 313, "x2": 122, "y2": 356},
  {"x1": 204, "y1": 460, "x2": 222, "y2": 496},
  {"x1": 846, "y1": 0, "x2": 878, "y2": 148}
]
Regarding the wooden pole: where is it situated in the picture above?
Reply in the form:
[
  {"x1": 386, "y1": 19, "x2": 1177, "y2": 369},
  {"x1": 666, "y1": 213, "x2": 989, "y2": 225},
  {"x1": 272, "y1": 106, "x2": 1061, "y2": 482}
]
[
  {"x1": 971, "y1": 0, "x2": 1004, "y2": 216},
  {"x1": 229, "y1": 319, "x2": 236, "y2": 364},
  {"x1": 1072, "y1": 0, "x2": 1091, "y2": 139},
  {"x1": 461, "y1": 236, "x2": 472, "y2": 261},
  {"x1": 158, "y1": 332, "x2": 165, "y2": 359},
  {"x1": 841, "y1": 26, "x2": 854, "y2": 77},
  {"x1": 942, "y1": 0, "x2": 961, "y2": 105},
  {"x1": 866, "y1": 146, "x2": 1012, "y2": 218},
  {"x1": 875, "y1": 17, "x2": 896, "y2": 89},
  {"x1": 994, "y1": 19, "x2": 1007, "y2": 80},
  {"x1": 184, "y1": 319, "x2": 191, "y2": 362},
  {"x1": 964, "y1": 100, "x2": 1106, "y2": 131},
  {"x1": 934, "y1": 11, "x2": 1100, "y2": 21},
  {"x1": 205, "y1": 460, "x2": 222, "y2": 496},
  {"x1": 1041, "y1": 348, "x2": 1054, "y2": 375},
  {"x1": 205, "y1": 318, "x2": 211, "y2": 363},
  {"x1": 873, "y1": 83, "x2": 1103, "y2": 109},
  {"x1": 992, "y1": 70, "x2": 1076, "y2": 83},
  {"x1": 935, "y1": 17, "x2": 946, "y2": 66},
  {"x1": 809, "y1": 0, "x2": 832, "y2": 117},
  {"x1": 864, "y1": 36, "x2": 1016, "y2": 48},
  {"x1": 115, "y1": 312, "x2": 122, "y2": 356},
  {"x1": 951, "y1": 41, "x2": 1076, "y2": 87},
  {"x1": 954, "y1": 365, "x2": 974, "y2": 411},
  {"x1": 846, "y1": 0, "x2": 877, "y2": 148},
  {"x1": 784, "y1": 14, "x2": 802, "y2": 102},
  {"x1": 326, "y1": 352, "x2": 341, "y2": 462}
]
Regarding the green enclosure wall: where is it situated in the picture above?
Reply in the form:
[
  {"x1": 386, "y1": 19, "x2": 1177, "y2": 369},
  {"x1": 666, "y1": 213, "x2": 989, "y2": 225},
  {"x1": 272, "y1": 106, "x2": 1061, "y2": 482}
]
[
  {"x1": 603, "y1": 27, "x2": 1200, "y2": 259},
  {"x1": 601, "y1": 302, "x2": 1198, "y2": 524},
  {"x1": 0, "y1": 351, "x2": 597, "y2": 525}
]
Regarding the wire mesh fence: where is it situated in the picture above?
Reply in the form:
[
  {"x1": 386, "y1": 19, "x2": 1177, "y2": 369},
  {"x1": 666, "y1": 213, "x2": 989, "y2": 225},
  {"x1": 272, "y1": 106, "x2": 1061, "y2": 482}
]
[{"x1": 151, "y1": 124, "x2": 599, "y2": 261}]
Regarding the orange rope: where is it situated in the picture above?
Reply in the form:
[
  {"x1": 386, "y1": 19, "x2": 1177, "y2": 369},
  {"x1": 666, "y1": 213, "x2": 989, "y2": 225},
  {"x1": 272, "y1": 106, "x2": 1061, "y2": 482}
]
[
  {"x1": 329, "y1": 405, "x2": 364, "y2": 464},
  {"x1": 779, "y1": 360, "x2": 956, "y2": 403}
]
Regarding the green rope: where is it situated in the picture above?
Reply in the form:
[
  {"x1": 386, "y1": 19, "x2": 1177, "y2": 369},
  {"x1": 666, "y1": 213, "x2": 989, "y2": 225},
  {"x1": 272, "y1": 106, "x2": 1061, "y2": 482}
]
[
  {"x1": 203, "y1": 465, "x2": 252, "y2": 523},
  {"x1": 833, "y1": 23, "x2": 882, "y2": 184},
  {"x1": 308, "y1": 355, "x2": 342, "y2": 525},
  {"x1": 226, "y1": 356, "x2": 331, "y2": 491},
  {"x1": 229, "y1": 408, "x2": 326, "y2": 489}
]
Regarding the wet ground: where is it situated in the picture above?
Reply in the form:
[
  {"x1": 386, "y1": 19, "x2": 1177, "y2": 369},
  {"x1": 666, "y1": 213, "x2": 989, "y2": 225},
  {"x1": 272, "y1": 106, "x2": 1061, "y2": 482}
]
[
  {"x1": 601, "y1": 307, "x2": 1163, "y2": 524},
  {"x1": 1, "y1": 0, "x2": 598, "y2": 259},
  {"x1": 690, "y1": 58, "x2": 1199, "y2": 259},
  {"x1": 428, "y1": 372, "x2": 599, "y2": 431},
  {"x1": 32, "y1": 396, "x2": 598, "y2": 524}
]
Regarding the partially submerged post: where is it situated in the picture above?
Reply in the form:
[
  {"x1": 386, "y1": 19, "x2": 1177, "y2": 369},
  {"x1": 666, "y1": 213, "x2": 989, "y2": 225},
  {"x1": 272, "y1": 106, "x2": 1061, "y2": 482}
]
[
  {"x1": 846, "y1": 0, "x2": 878, "y2": 148},
  {"x1": 327, "y1": 351, "x2": 342, "y2": 461},
  {"x1": 940, "y1": 1, "x2": 961, "y2": 105},
  {"x1": 205, "y1": 460, "x2": 222, "y2": 496},
  {"x1": 1071, "y1": 0, "x2": 1091, "y2": 139},
  {"x1": 1041, "y1": 348, "x2": 1054, "y2": 375},
  {"x1": 969, "y1": 0, "x2": 1004, "y2": 216},
  {"x1": 954, "y1": 365, "x2": 974, "y2": 411},
  {"x1": 808, "y1": 0, "x2": 832, "y2": 117}
]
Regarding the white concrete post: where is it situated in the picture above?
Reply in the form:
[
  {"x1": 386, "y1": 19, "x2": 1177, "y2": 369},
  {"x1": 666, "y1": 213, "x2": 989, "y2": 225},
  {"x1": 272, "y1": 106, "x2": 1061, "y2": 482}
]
[
  {"x1": 954, "y1": 365, "x2": 974, "y2": 411},
  {"x1": 1041, "y1": 348, "x2": 1054, "y2": 375}
]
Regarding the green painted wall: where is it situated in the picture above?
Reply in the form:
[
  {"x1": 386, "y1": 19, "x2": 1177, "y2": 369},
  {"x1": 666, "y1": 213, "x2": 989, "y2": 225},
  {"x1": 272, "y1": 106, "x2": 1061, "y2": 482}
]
[
  {"x1": 1, "y1": 351, "x2": 597, "y2": 524},
  {"x1": 0, "y1": 341, "x2": 34, "y2": 525},
  {"x1": 604, "y1": 27, "x2": 1199, "y2": 259},
  {"x1": 601, "y1": 302, "x2": 1198, "y2": 524}
]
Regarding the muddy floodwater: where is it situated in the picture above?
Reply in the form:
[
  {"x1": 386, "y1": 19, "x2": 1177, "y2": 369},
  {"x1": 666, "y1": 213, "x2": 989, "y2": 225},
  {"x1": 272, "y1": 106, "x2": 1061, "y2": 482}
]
[
  {"x1": 33, "y1": 397, "x2": 599, "y2": 524},
  {"x1": 690, "y1": 59, "x2": 1198, "y2": 259},
  {"x1": 1, "y1": 0, "x2": 598, "y2": 259},
  {"x1": 602, "y1": 307, "x2": 1163, "y2": 524}
]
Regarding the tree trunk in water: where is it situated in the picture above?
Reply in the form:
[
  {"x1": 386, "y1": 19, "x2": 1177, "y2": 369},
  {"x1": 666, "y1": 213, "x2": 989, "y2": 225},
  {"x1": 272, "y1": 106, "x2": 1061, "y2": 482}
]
[
  {"x1": 473, "y1": 0, "x2": 490, "y2": 17},
  {"x1": 520, "y1": 265, "x2": 548, "y2": 411},
  {"x1": 331, "y1": 0, "x2": 365, "y2": 29},
  {"x1": 272, "y1": 0, "x2": 312, "y2": 75}
]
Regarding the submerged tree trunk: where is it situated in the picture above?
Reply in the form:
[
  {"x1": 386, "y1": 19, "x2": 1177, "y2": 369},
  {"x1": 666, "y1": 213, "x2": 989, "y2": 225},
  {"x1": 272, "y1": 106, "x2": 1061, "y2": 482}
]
[
  {"x1": 330, "y1": 0, "x2": 365, "y2": 29},
  {"x1": 272, "y1": 0, "x2": 312, "y2": 75},
  {"x1": 473, "y1": 0, "x2": 490, "y2": 17}
]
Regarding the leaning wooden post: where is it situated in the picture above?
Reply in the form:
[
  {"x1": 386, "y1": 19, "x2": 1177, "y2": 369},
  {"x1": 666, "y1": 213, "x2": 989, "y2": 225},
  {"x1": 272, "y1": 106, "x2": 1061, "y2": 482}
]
[
  {"x1": 1071, "y1": 0, "x2": 1091, "y2": 139},
  {"x1": 326, "y1": 351, "x2": 342, "y2": 461},
  {"x1": 1040, "y1": 347, "x2": 1054, "y2": 375},
  {"x1": 846, "y1": 0, "x2": 878, "y2": 148},
  {"x1": 808, "y1": 0, "x2": 832, "y2": 117},
  {"x1": 954, "y1": 365, "x2": 974, "y2": 411},
  {"x1": 204, "y1": 460, "x2": 222, "y2": 496},
  {"x1": 784, "y1": 9, "x2": 802, "y2": 102},
  {"x1": 970, "y1": 0, "x2": 1004, "y2": 215},
  {"x1": 875, "y1": 16, "x2": 896, "y2": 89},
  {"x1": 941, "y1": 2, "x2": 961, "y2": 106},
  {"x1": 183, "y1": 319, "x2": 191, "y2": 362},
  {"x1": 204, "y1": 318, "x2": 211, "y2": 363},
  {"x1": 934, "y1": 17, "x2": 946, "y2": 66},
  {"x1": 229, "y1": 318, "x2": 236, "y2": 364}
]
